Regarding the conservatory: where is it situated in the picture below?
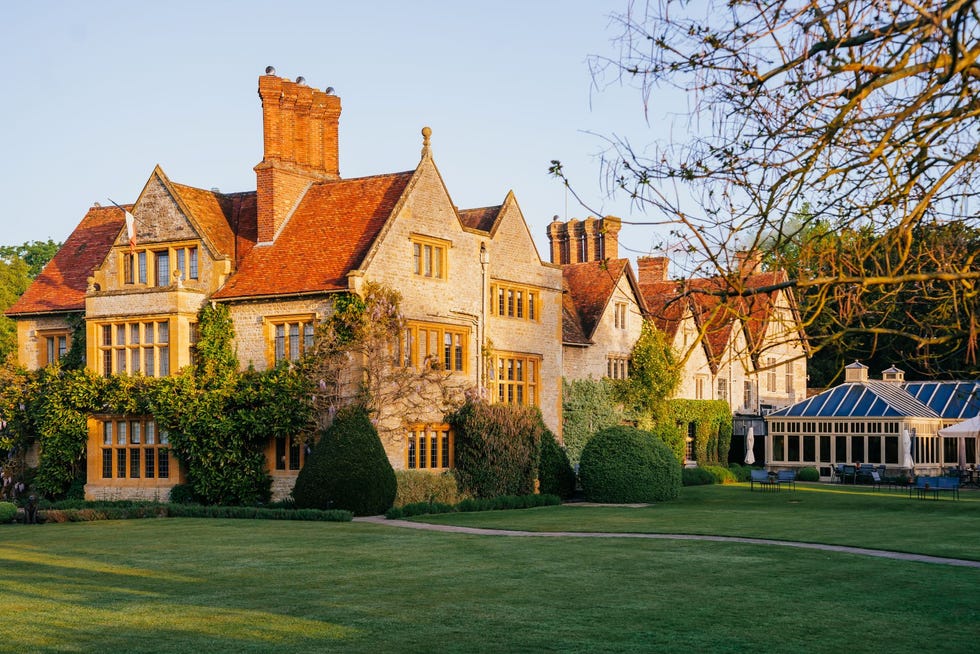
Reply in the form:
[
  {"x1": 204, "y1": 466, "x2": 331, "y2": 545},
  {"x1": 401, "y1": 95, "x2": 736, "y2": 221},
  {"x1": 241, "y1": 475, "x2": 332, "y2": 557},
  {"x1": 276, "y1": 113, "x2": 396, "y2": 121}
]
[{"x1": 765, "y1": 363, "x2": 980, "y2": 478}]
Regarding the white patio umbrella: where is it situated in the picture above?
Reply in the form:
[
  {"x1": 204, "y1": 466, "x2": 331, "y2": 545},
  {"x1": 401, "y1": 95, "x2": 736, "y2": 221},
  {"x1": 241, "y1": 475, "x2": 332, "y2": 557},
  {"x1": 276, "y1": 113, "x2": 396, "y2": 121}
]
[
  {"x1": 938, "y1": 414, "x2": 980, "y2": 468},
  {"x1": 744, "y1": 427, "x2": 756, "y2": 465},
  {"x1": 901, "y1": 429, "x2": 914, "y2": 470}
]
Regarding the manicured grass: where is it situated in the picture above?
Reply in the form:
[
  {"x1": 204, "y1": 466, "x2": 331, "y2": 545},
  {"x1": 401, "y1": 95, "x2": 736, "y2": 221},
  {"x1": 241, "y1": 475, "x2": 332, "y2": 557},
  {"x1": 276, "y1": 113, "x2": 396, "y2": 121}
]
[
  {"x1": 0, "y1": 486, "x2": 978, "y2": 652},
  {"x1": 419, "y1": 483, "x2": 980, "y2": 561}
]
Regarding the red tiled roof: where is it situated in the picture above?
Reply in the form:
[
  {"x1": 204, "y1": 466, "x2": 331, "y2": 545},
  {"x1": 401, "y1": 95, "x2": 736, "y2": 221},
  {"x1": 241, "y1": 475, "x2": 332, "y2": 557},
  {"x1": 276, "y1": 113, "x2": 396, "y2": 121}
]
[
  {"x1": 561, "y1": 281, "x2": 590, "y2": 345},
  {"x1": 637, "y1": 268, "x2": 795, "y2": 369},
  {"x1": 459, "y1": 206, "x2": 501, "y2": 233},
  {"x1": 212, "y1": 171, "x2": 414, "y2": 300},
  {"x1": 6, "y1": 206, "x2": 124, "y2": 316},
  {"x1": 562, "y1": 259, "x2": 630, "y2": 341},
  {"x1": 169, "y1": 182, "x2": 255, "y2": 264}
]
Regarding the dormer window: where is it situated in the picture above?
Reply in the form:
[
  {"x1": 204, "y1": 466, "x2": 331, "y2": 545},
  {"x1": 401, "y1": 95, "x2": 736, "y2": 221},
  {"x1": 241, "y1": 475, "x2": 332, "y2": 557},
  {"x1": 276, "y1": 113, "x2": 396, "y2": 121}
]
[{"x1": 121, "y1": 245, "x2": 198, "y2": 286}]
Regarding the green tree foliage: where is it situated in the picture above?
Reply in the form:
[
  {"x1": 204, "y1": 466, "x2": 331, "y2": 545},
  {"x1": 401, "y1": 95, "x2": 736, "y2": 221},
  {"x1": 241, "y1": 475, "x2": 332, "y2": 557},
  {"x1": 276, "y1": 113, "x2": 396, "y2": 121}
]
[
  {"x1": 0, "y1": 256, "x2": 30, "y2": 364},
  {"x1": 614, "y1": 321, "x2": 681, "y2": 428},
  {"x1": 292, "y1": 405, "x2": 396, "y2": 516},
  {"x1": 448, "y1": 401, "x2": 543, "y2": 498},
  {"x1": 0, "y1": 240, "x2": 61, "y2": 279},
  {"x1": 1, "y1": 240, "x2": 61, "y2": 364},
  {"x1": 537, "y1": 427, "x2": 576, "y2": 499},
  {"x1": 578, "y1": 425, "x2": 681, "y2": 503},
  {"x1": 561, "y1": 377, "x2": 625, "y2": 466},
  {"x1": 775, "y1": 219, "x2": 980, "y2": 385},
  {"x1": 195, "y1": 303, "x2": 239, "y2": 388}
]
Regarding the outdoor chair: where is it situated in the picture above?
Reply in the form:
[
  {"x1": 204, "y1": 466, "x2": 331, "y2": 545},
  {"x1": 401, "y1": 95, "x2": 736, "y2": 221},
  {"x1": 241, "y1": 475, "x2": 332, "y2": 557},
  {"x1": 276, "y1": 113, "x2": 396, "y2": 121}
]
[
  {"x1": 936, "y1": 476, "x2": 960, "y2": 500},
  {"x1": 868, "y1": 470, "x2": 882, "y2": 491},
  {"x1": 750, "y1": 469, "x2": 777, "y2": 492},
  {"x1": 841, "y1": 465, "x2": 857, "y2": 484},
  {"x1": 777, "y1": 470, "x2": 796, "y2": 491}
]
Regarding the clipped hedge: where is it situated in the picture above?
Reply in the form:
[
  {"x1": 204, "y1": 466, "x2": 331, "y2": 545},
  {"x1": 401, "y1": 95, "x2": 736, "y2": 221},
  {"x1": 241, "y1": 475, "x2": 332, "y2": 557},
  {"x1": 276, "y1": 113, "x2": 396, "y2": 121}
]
[
  {"x1": 394, "y1": 470, "x2": 465, "y2": 508},
  {"x1": 681, "y1": 467, "x2": 715, "y2": 486},
  {"x1": 35, "y1": 503, "x2": 353, "y2": 523},
  {"x1": 385, "y1": 493, "x2": 560, "y2": 519},
  {"x1": 0, "y1": 502, "x2": 17, "y2": 524},
  {"x1": 579, "y1": 426, "x2": 681, "y2": 503},
  {"x1": 726, "y1": 463, "x2": 754, "y2": 483},
  {"x1": 701, "y1": 465, "x2": 738, "y2": 485}
]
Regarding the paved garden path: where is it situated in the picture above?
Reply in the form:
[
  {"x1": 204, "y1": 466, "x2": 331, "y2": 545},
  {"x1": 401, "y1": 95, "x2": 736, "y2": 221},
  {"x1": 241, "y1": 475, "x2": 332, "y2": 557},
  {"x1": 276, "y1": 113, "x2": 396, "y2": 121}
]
[{"x1": 354, "y1": 516, "x2": 980, "y2": 568}]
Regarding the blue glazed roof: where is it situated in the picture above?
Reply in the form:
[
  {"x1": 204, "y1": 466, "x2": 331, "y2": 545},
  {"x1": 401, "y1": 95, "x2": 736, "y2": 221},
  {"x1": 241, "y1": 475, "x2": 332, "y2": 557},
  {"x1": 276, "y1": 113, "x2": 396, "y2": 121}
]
[
  {"x1": 769, "y1": 381, "x2": 939, "y2": 419},
  {"x1": 903, "y1": 381, "x2": 980, "y2": 420}
]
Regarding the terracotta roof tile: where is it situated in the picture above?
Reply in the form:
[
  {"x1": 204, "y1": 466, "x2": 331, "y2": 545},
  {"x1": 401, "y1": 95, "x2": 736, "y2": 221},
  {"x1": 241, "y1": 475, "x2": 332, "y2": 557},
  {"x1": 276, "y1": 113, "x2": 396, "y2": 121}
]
[
  {"x1": 562, "y1": 259, "x2": 629, "y2": 341},
  {"x1": 212, "y1": 171, "x2": 413, "y2": 300},
  {"x1": 459, "y1": 205, "x2": 501, "y2": 233},
  {"x1": 6, "y1": 206, "x2": 124, "y2": 316},
  {"x1": 169, "y1": 182, "x2": 254, "y2": 263},
  {"x1": 561, "y1": 279, "x2": 591, "y2": 345}
]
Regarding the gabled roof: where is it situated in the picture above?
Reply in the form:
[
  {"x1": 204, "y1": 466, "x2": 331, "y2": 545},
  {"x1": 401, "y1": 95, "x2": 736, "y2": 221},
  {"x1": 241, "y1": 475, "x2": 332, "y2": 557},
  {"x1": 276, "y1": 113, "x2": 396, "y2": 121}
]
[
  {"x1": 638, "y1": 267, "x2": 801, "y2": 367},
  {"x1": 212, "y1": 171, "x2": 414, "y2": 300},
  {"x1": 459, "y1": 205, "x2": 502, "y2": 233},
  {"x1": 6, "y1": 206, "x2": 125, "y2": 316},
  {"x1": 168, "y1": 180, "x2": 256, "y2": 264},
  {"x1": 769, "y1": 380, "x2": 940, "y2": 419},
  {"x1": 561, "y1": 259, "x2": 638, "y2": 343}
]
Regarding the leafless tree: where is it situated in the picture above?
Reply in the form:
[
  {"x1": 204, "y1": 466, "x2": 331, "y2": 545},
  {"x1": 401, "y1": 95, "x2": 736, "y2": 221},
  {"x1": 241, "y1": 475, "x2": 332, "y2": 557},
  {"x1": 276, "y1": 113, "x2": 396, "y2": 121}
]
[{"x1": 559, "y1": 0, "x2": 980, "y2": 373}]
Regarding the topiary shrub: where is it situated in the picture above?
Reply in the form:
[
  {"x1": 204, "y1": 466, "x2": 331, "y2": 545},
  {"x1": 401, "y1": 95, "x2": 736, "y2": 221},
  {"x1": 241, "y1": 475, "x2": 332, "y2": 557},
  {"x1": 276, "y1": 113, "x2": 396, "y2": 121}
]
[
  {"x1": 0, "y1": 501, "x2": 17, "y2": 524},
  {"x1": 393, "y1": 470, "x2": 465, "y2": 507},
  {"x1": 578, "y1": 426, "x2": 681, "y2": 503},
  {"x1": 292, "y1": 405, "x2": 396, "y2": 516},
  {"x1": 538, "y1": 428, "x2": 576, "y2": 499},
  {"x1": 798, "y1": 466, "x2": 820, "y2": 482},
  {"x1": 682, "y1": 467, "x2": 715, "y2": 486}
]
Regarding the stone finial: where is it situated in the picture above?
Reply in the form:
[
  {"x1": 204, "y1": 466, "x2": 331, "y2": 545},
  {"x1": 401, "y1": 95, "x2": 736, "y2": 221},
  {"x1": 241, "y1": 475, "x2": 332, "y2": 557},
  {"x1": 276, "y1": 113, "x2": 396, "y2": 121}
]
[{"x1": 421, "y1": 126, "x2": 432, "y2": 158}]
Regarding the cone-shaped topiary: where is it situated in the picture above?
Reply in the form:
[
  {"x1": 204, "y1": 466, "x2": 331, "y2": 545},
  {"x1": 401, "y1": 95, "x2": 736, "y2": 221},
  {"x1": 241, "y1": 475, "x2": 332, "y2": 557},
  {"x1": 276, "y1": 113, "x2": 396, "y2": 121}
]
[
  {"x1": 538, "y1": 428, "x2": 576, "y2": 499},
  {"x1": 579, "y1": 425, "x2": 681, "y2": 503},
  {"x1": 292, "y1": 405, "x2": 396, "y2": 516}
]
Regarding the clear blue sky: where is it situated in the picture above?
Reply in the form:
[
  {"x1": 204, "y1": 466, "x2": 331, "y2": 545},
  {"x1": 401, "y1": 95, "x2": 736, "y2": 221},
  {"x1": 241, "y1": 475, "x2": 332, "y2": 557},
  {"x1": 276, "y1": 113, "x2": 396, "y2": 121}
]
[{"x1": 1, "y1": 1, "x2": 674, "y2": 261}]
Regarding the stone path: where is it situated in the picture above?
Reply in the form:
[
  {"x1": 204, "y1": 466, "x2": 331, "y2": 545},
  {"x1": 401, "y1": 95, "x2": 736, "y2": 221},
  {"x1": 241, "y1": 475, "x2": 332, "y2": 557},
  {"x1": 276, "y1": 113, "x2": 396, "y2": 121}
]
[{"x1": 354, "y1": 516, "x2": 980, "y2": 568}]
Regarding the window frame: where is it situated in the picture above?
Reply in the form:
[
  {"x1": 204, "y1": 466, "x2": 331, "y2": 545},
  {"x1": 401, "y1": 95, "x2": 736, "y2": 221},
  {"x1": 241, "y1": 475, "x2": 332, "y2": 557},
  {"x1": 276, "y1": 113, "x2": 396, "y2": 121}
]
[
  {"x1": 38, "y1": 329, "x2": 71, "y2": 367},
  {"x1": 410, "y1": 234, "x2": 450, "y2": 280},
  {"x1": 491, "y1": 352, "x2": 541, "y2": 407},
  {"x1": 265, "y1": 314, "x2": 316, "y2": 366},
  {"x1": 405, "y1": 424, "x2": 455, "y2": 471},
  {"x1": 490, "y1": 283, "x2": 541, "y2": 322},
  {"x1": 100, "y1": 417, "x2": 171, "y2": 481},
  {"x1": 96, "y1": 318, "x2": 172, "y2": 377},
  {"x1": 120, "y1": 243, "x2": 200, "y2": 287},
  {"x1": 396, "y1": 320, "x2": 469, "y2": 373}
]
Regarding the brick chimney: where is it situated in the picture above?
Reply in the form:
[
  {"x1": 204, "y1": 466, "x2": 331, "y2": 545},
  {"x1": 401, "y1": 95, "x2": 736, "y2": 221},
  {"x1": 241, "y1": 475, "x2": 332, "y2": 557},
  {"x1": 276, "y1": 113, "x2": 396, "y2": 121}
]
[
  {"x1": 546, "y1": 216, "x2": 621, "y2": 264},
  {"x1": 255, "y1": 70, "x2": 341, "y2": 243},
  {"x1": 637, "y1": 256, "x2": 670, "y2": 283},
  {"x1": 735, "y1": 250, "x2": 762, "y2": 275}
]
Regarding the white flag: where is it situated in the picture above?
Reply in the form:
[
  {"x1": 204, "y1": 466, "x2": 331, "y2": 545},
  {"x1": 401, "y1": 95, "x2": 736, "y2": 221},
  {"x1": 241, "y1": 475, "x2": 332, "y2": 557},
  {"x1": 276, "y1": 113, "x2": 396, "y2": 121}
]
[{"x1": 125, "y1": 211, "x2": 136, "y2": 252}]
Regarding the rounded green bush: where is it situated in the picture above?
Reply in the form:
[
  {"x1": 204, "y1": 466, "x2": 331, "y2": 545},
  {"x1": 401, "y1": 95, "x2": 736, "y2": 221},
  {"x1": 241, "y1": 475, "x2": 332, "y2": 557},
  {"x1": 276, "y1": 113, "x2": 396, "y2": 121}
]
[
  {"x1": 292, "y1": 405, "x2": 396, "y2": 516},
  {"x1": 701, "y1": 465, "x2": 737, "y2": 484},
  {"x1": 681, "y1": 467, "x2": 714, "y2": 486},
  {"x1": 798, "y1": 466, "x2": 820, "y2": 482},
  {"x1": 579, "y1": 426, "x2": 681, "y2": 503},
  {"x1": 538, "y1": 428, "x2": 576, "y2": 499},
  {"x1": 0, "y1": 501, "x2": 17, "y2": 524}
]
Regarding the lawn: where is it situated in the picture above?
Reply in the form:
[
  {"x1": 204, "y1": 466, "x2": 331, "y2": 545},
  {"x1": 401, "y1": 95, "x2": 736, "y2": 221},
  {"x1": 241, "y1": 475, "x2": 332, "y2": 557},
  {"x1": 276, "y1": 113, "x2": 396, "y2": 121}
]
[
  {"x1": 0, "y1": 485, "x2": 978, "y2": 653},
  {"x1": 418, "y1": 483, "x2": 980, "y2": 561}
]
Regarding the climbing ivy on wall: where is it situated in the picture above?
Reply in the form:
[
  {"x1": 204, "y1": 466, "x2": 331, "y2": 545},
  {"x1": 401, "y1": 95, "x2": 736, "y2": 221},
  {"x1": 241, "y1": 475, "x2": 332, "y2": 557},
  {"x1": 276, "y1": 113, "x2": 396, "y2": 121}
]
[
  {"x1": 0, "y1": 303, "x2": 315, "y2": 503},
  {"x1": 561, "y1": 378, "x2": 625, "y2": 466},
  {"x1": 667, "y1": 399, "x2": 733, "y2": 465}
]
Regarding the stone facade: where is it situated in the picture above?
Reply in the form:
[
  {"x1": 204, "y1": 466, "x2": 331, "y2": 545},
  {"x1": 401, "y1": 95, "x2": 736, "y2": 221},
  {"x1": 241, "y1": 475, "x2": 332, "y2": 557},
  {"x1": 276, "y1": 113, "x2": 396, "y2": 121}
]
[{"x1": 7, "y1": 70, "x2": 562, "y2": 502}]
